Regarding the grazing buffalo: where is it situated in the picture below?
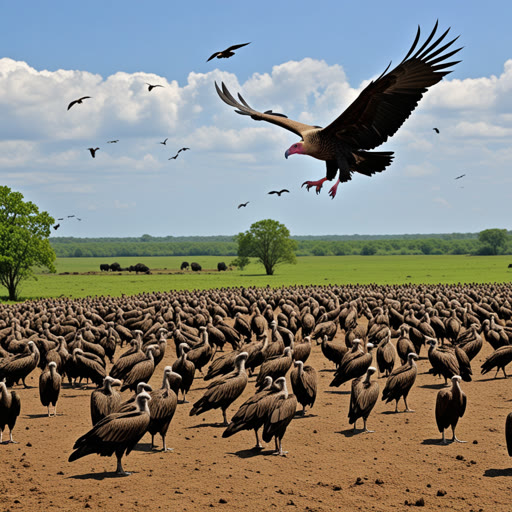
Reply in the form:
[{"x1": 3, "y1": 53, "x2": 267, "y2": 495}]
[
  {"x1": 191, "y1": 262, "x2": 202, "y2": 272},
  {"x1": 181, "y1": 261, "x2": 190, "y2": 270},
  {"x1": 508, "y1": 264, "x2": 512, "y2": 268},
  {"x1": 217, "y1": 262, "x2": 227, "y2": 271},
  {"x1": 110, "y1": 262, "x2": 122, "y2": 272},
  {"x1": 100, "y1": 264, "x2": 110, "y2": 272},
  {"x1": 128, "y1": 263, "x2": 150, "y2": 273}
]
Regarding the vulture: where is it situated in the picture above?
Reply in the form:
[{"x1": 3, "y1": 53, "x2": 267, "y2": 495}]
[
  {"x1": 207, "y1": 42, "x2": 250, "y2": 61},
  {"x1": 481, "y1": 345, "x2": 512, "y2": 379},
  {"x1": 0, "y1": 380, "x2": 21, "y2": 443},
  {"x1": 120, "y1": 346, "x2": 156, "y2": 392},
  {"x1": 268, "y1": 189, "x2": 290, "y2": 196},
  {"x1": 506, "y1": 412, "x2": 512, "y2": 457},
  {"x1": 190, "y1": 352, "x2": 249, "y2": 426},
  {"x1": 376, "y1": 330, "x2": 396, "y2": 377},
  {"x1": 330, "y1": 340, "x2": 374, "y2": 387},
  {"x1": 237, "y1": 202, "x2": 249, "y2": 209},
  {"x1": 435, "y1": 375, "x2": 467, "y2": 444},
  {"x1": 256, "y1": 347, "x2": 293, "y2": 390},
  {"x1": 381, "y1": 353, "x2": 419, "y2": 413},
  {"x1": 348, "y1": 367, "x2": 379, "y2": 433},
  {"x1": 262, "y1": 376, "x2": 297, "y2": 456},
  {"x1": 88, "y1": 147, "x2": 99, "y2": 158},
  {"x1": 38, "y1": 362, "x2": 62, "y2": 417},
  {"x1": 0, "y1": 340, "x2": 40, "y2": 387},
  {"x1": 68, "y1": 391, "x2": 151, "y2": 476},
  {"x1": 90, "y1": 376, "x2": 123, "y2": 425},
  {"x1": 146, "y1": 83, "x2": 163, "y2": 91},
  {"x1": 67, "y1": 96, "x2": 91, "y2": 110},
  {"x1": 147, "y1": 367, "x2": 180, "y2": 452},
  {"x1": 290, "y1": 360, "x2": 317, "y2": 415},
  {"x1": 171, "y1": 343, "x2": 195, "y2": 403},
  {"x1": 222, "y1": 376, "x2": 275, "y2": 449},
  {"x1": 216, "y1": 23, "x2": 461, "y2": 198}
]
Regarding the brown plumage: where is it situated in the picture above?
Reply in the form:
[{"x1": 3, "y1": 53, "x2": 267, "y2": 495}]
[
  {"x1": 190, "y1": 352, "x2": 249, "y2": 425},
  {"x1": 396, "y1": 325, "x2": 415, "y2": 364},
  {"x1": 348, "y1": 367, "x2": 379, "y2": 433},
  {"x1": 481, "y1": 345, "x2": 512, "y2": 379},
  {"x1": 0, "y1": 380, "x2": 21, "y2": 443},
  {"x1": 381, "y1": 353, "x2": 418, "y2": 412},
  {"x1": 216, "y1": 23, "x2": 461, "y2": 198},
  {"x1": 262, "y1": 377, "x2": 297, "y2": 456},
  {"x1": 147, "y1": 367, "x2": 180, "y2": 452},
  {"x1": 68, "y1": 391, "x2": 151, "y2": 476},
  {"x1": 71, "y1": 348, "x2": 107, "y2": 387},
  {"x1": 376, "y1": 330, "x2": 396, "y2": 377},
  {"x1": 39, "y1": 362, "x2": 62, "y2": 417},
  {"x1": 320, "y1": 334, "x2": 348, "y2": 367},
  {"x1": 0, "y1": 340, "x2": 40, "y2": 387},
  {"x1": 329, "y1": 340, "x2": 374, "y2": 387},
  {"x1": 290, "y1": 361, "x2": 317, "y2": 415},
  {"x1": 256, "y1": 347, "x2": 293, "y2": 390},
  {"x1": 171, "y1": 343, "x2": 195, "y2": 403},
  {"x1": 427, "y1": 339, "x2": 471, "y2": 384},
  {"x1": 291, "y1": 336, "x2": 312, "y2": 364},
  {"x1": 120, "y1": 346, "x2": 156, "y2": 392},
  {"x1": 435, "y1": 375, "x2": 467, "y2": 444},
  {"x1": 90, "y1": 376, "x2": 123, "y2": 425}
]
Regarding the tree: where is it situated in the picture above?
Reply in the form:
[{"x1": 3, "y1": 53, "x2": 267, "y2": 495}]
[
  {"x1": 0, "y1": 187, "x2": 56, "y2": 300},
  {"x1": 478, "y1": 228, "x2": 508, "y2": 255},
  {"x1": 235, "y1": 219, "x2": 297, "y2": 275},
  {"x1": 230, "y1": 256, "x2": 250, "y2": 270}
]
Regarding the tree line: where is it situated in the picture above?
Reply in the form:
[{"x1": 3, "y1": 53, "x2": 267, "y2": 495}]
[{"x1": 50, "y1": 229, "x2": 512, "y2": 258}]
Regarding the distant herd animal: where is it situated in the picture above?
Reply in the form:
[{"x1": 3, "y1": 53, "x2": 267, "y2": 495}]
[{"x1": 101, "y1": 262, "x2": 231, "y2": 273}]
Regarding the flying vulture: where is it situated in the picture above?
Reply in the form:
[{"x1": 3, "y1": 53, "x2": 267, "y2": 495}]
[
  {"x1": 107, "y1": 140, "x2": 119, "y2": 143},
  {"x1": 67, "y1": 96, "x2": 91, "y2": 110},
  {"x1": 433, "y1": 127, "x2": 440, "y2": 134},
  {"x1": 159, "y1": 138, "x2": 168, "y2": 145},
  {"x1": 216, "y1": 22, "x2": 461, "y2": 199},
  {"x1": 88, "y1": 148, "x2": 99, "y2": 158},
  {"x1": 207, "y1": 42, "x2": 250, "y2": 62},
  {"x1": 146, "y1": 83, "x2": 163, "y2": 91},
  {"x1": 268, "y1": 189, "x2": 290, "y2": 196},
  {"x1": 53, "y1": 224, "x2": 60, "y2": 230},
  {"x1": 237, "y1": 202, "x2": 249, "y2": 209},
  {"x1": 455, "y1": 174, "x2": 466, "y2": 180}
]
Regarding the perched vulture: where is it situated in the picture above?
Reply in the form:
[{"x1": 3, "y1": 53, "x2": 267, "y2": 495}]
[
  {"x1": 216, "y1": 23, "x2": 461, "y2": 198},
  {"x1": 348, "y1": 367, "x2": 379, "y2": 433},
  {"x1": 0, "y1": 380, "x2": 21, "y2": 443},
  {"x1": 435, "y1": 375, "x2": 467, "y2": 444},
  {"x1": 39, "y1": 362, "x2": 62, "y2": 417}
]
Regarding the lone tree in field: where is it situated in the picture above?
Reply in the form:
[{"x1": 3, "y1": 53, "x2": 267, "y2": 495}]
[
  {"x1": 235, "y1": 219, "x2": 297, "y2": 276},
  {"x1": 478, "y1": 228, "x2": 508, "y2": 255},
  {"x1": 0, "y1": 186, "x2": 56, "y2": 300}
]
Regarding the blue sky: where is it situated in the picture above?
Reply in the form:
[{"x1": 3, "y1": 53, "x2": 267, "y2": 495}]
[{"x1": 1, "y1": 0, "x2": 511, "y2": 237}]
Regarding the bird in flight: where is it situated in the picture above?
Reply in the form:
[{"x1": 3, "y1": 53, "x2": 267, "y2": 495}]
[
  {"x1": 159, "y1": 138, "x2": 168, "y2": 145},
  {"x1": 237, "y1": 202, "x2": 249, "y2": 209},
  {"x1": 88, "y1": 147, "x2": 100, "y2": 158},
  {"x1": 53, "y1": 224, "x2": 60, "y2": 230},
  {"x1": 216, "y1": 23, "x2": 461, "y2": 199},
  {"x1": 433, "y1": 128, "x2": 440, "y2": 134},
  {"x1": 268, "y1": 189, "x2": 290, "y2": 196},
  {"x1": 76, "y1": 218, "x2": 82, "y2": 221},
  {"x1": 455, "y1": 174, "x2": 466, "y2": 180},
  {"x1": 67, "y1": 96, "x2": 91, "y2": 110},
  {"x1": 146, "y1": 83, "x2": 163, "y2": 91},
  {"x1": 168, "y1": 153, "x2": 179, "y2": 160},
  {"x1": 57, "y1": 217, "x2": 64, "y2": 221},
  {"x1": 107, "y1": 140, "x2": 119, "y2": 143},
  {"x1": 67, "y1": 215, "x2": 75, "y2": 218},
  {"x1": 177, "y1": 147, "x2": 190, "y2": 153},
  {"x1": 207, "y1": 42, "x2": 250, "y2": 62}
]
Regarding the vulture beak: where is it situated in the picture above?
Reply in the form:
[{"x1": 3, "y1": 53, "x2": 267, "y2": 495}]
[{"x1": 284, "y1": 148, "x2": 290, "y2": 159}]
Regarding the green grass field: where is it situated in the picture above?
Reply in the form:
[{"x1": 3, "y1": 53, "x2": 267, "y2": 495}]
[{"x1": 8, "y1": 255, "x2": 511, "y2": 302}]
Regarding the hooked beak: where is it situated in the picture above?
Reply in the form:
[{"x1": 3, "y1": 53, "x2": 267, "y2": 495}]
[{"x1": 284, "y1": 149, "x2": 290, "y2": 159}]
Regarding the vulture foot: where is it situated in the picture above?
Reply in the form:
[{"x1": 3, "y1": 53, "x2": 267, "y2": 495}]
[
  {"x1": 452, "y1": 436, "x2": 466, "y2": 443},
  {"x1": 328, "y1": 179, "x2": 341, "y2": 199},
  {"x1": 301, "y1": 177, "x2": 327, "y2": 194}
]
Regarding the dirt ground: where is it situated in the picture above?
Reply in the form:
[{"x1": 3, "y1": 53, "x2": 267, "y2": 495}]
[{"x1": 1, "y1": 323, "x2": 512, "y2": 512}]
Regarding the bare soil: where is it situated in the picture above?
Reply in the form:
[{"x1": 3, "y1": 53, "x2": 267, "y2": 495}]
[{"x1": 1, "y1": 327, "x2": 511, "y2": 512}]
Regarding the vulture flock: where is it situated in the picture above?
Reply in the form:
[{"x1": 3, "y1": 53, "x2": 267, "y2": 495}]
[{"x1": 1, "y1": 282, "x2": 512, "y2": 477}]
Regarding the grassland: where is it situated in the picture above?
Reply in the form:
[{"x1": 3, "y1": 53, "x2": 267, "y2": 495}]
[{"x1": 8, "y1": 255, "x2": 511, "y2": 301}]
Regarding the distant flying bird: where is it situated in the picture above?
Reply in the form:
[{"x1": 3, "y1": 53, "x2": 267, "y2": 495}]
[
  {"x1": 88, "y1": 147, "x2": 99, "y2": 158},
  {"x1": 168, "y1": 154, "x2": 179, "y2": 160},
  {"x1": 238, "y1": 202, "x2": 249, "y2": 209},
  {"x1": 107, "y1": 140, "x2": 119, "y2": 144},
  {"x1": 268, "y1": 189, "x2": 290, "y2": 196},
  {"x1": 159, "y1": 138, "x2": 168, "y2": 145},
  {"x1": 177, "y1": 147, "x2": 190, "y2": 153},
  {"x1": 57, "y1": 218, "x2": 64, "y2": 221},
  {"x1": 207, "y1": 42, "x2": 250, "y2": 62},
  {"x1": 53, "y1": 224, "x2": 60, "y2": 230},
  {"x1": 67, "y1": 96, "x2": 91, "y2": 110},
  {"x1": 146, "y1": 83, "x2": 163, "y2": 91},
  {"x1": 216, "y1": 23, "x2": 461, "y2": 199},
  {"x1": 455, "y1": 174, "x2": 466, "y2": 180},
  {"x1": 67, "y1": 215, "x2": 75, "y2": 218},
  {"x1": 433, "y1": 127, "x2": 440, "y2": 134},
  {"x1": 77, "y1": 218, "x2": 82, "y2": 221}
]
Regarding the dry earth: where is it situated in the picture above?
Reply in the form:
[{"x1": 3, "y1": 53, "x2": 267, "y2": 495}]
[{"x1": 1, "y1": 320, "x2": 512, "y2": 512}]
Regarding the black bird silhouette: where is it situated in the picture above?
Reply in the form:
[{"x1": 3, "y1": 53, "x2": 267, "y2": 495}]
[
  {"x1": 67, "y1": 96, "x2": 91, "y2": 110},
  {"x1": 237, "y1": 202, "x2": 249, "y2": 209},
  {"x1": 57, "y1": 218, "x2": 64, "y2": 221},
  {"x1": 146, "y1": 83, "x2": 163, "y2": 91},
  {"x1": 67, "y1": 215, "x2": 75, "y2": 218},
  {"x1": 207, "y1": 43, "x2": 250, "y2": 62},
  {"x1": 268, "y1": 189, "x2": 290, "y2": 196},
  {"x1": 455, "y1": 174, "x2": 466, "y2": 180},
  {"x1": 107, "y1": 140, "x2": 119, "y2": 143},
  {"x1": 88, "y1": 147, "x2": 99, "y2": 158},
  {"x1": 159, "y1": 138, "x2": 168, "y2": 145},
  {"x1": 177, "y1": 147, "x2": 190, "y2": 153},
  {"x1": 433, "y1": 128, "x2": 440, "y2": 133},
  {"x1": 76, "y1": 218, "x2": 82, "y2": 221},
  {"x1": 168, "y1": 154, "x2": 179, "y2": 160},
  {"x1": 53, "y1": 224, "x2": 60, "y2": 230}
]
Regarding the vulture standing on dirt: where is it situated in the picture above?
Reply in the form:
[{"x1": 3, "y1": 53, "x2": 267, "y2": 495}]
[
  {"x1": 435, "y1": 375, "x2": 467, "y2": 444},
  {"x1": 480, "y1": 345, "x2": 512, "y2": 379},
  {"x1": 147, "y1": 367, "x2": 180, "y2": 452},
  {"x1": 38, "y1": 362, "x2": 62, "y2": 417},
  {"x1": 290, "y1": 360, "x2": 317, "y2": 415},
  {"x1": 0, "y1": 380, "x2": 21, "y2": 443},
  {"x1": 256, "y1": 347, "x2": 293, "y2": 390},
  {"x1": 90, "y1": 376, "x2": 123, "y2": 425},
  {"x1": 120, "y1": 346, "x2": 157, "y2": 392},
  {"x1": 171, "y1": 343, "x2": 195, "y2": 403},
  {"x1": 216, "y1": 23, "x2": 461, "y2": 198},
  {"x1": 0, "y1": 340, "x2": 40, "y2": 388},
  {"x1": 330, "y1": 340, "x2": 374, "y2": 387},
  {"x1": 190, "y1": 352, "x2": 249, "y2": 425},
  {"x1": 381, "y1": 352, "x2": 419, "y2": 413},
  {"x1": 262, "y1": 376, "x2": 297, "y2": 456},
  {"x1": 223, "y1": 376, "x2": 275, "y2": 449},
  {"x1": 348, "y1": 367, "x2": 379, "y2": 433},
  {"x1": 68, "y1": 391, "x2": 151, "y2": 476}
]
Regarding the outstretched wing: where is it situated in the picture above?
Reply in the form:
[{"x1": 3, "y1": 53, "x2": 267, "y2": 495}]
[
  {"x1": 321, "y1": 22, "x2": 461, "y2": 150},
  {"x1": 225, "y1": 42, "x2": 251, "y2": 53},
  {"x1": 215, "y1": 82, "x2": 316, "y2": 138}
]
